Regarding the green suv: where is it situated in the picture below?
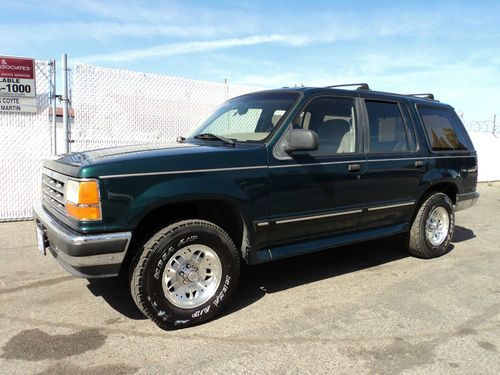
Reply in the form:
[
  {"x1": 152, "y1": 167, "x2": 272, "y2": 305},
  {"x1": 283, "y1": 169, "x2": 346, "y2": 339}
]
[{"x1": 34, "y1": 83, "x2": 479, "y2": 329}]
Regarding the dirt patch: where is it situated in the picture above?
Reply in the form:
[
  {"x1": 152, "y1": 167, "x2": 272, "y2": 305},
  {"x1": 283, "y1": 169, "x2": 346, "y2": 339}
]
[
  {"x1": 342, "y1": 337, "x2": 437, "y2": 374},
  {"x1": 1, "y1": 328, "x2": 106, "y2": 361},
  {"x1": 0, "y1": 276, "x2": 73, "y2": 295},
  {"x1": 477, "y1": 341, "x2": 497, "y2": 352},
  {"x1": 35, "y1": 361, "x2": 138, "y2": 375}
]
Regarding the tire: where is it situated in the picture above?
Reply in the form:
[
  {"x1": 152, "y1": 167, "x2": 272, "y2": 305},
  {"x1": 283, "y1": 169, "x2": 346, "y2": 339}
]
[
  {"x1": 407, "y1": 192, "x2": 455, "y2": 259},
  {"x1": 130, "y1": 219, "x2": 240, "y2": 330}
]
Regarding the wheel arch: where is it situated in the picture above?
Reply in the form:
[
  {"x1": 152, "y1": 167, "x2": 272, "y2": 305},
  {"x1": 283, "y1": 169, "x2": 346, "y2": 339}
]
[
  {"x1": 122, "y1": 197, "x2": 252, "y2": 276},
  {"x1": 418, "y1": 181, "x2": 458, "y2": 206},
  {"x1": 410, "y1": 181, "x2": 458, "y2": 228}
]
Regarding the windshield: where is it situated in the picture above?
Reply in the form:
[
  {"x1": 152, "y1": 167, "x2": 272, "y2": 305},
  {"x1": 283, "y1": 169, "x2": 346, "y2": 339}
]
[{"x1": 188, "y1": 92, "x2": 299, "y2": 142}]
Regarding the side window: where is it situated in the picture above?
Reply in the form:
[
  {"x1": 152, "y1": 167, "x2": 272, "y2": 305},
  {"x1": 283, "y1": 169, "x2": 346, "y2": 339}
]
[
  {"x1": 366, "y1": 101, "x2": 415, "y2": 153},
  {"x1": 418, "y1": 106, "x2": 472, "y2": 151},
  {"x1": 294, "y1": 97, "x2": 356, "y2": 154}
]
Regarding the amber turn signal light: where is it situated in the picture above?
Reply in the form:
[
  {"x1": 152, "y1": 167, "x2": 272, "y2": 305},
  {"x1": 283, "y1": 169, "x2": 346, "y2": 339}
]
[
  {"x1": 65, "y1": 179, "x2": 102, "y2": 221},
  {"x1": 66, "y1": 203, "x2": 101, "y2": 221},
  {"x1": 77, "y1": 181, "x2": 100, "y2": 205}
]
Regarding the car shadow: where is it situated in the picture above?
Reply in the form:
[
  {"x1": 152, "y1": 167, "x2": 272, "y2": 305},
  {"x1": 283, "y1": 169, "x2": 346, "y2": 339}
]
[
  {"x1": 222, "y1": 235, "x2": 409, "y2": 318},
  {"x1": 86, "y1": 277, "x2": 146, "y2": 320},
  {"x1": 452, "y1": 225, "x2": 476, "y2": 243}
]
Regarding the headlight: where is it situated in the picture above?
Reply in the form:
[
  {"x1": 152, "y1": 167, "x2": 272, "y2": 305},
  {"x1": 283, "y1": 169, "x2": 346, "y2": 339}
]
[{"x1": 65, "y1": 179, "x2": 102, "y2": 221}]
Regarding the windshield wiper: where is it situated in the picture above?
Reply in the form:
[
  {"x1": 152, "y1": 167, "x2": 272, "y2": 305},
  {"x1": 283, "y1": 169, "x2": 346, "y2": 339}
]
[{"x1": 194, "y1": 133, "x2": 235, "y2": 146}]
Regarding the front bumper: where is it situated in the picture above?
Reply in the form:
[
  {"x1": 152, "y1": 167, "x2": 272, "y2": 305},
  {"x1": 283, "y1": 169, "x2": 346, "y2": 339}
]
[
  {"x1": 455, "y1": 191, "x2": 480, "y2": 212},
  {"x1": 33, "y1": 204, "x2": 131, "y2": 278}
]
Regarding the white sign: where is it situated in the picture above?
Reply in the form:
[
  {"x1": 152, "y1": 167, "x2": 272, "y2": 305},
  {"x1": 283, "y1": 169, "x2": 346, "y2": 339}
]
[
  {"x1": 0, "y1": 78, "x2": 36, "y2": 98},
  {"x1": 0, "y1": 56, "x2": 37, "y2": 113},
  {"x1": 0, "y1": 96, "x2": 37, "y2": 113}
]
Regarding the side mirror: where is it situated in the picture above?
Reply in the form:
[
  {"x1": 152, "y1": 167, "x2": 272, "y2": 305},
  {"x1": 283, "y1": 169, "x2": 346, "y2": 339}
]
[{"x1": 286, "y1": 129, "x2": 319, "y2": 153}]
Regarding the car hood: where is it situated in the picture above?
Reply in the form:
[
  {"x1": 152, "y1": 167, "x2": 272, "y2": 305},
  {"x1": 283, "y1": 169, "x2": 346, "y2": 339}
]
[
  {"x1": 43, "y1": 141, "x2": 265, "y2": 178},
  {"x1": 58, "y1": 142, "x2": 199, "y2": 165}
]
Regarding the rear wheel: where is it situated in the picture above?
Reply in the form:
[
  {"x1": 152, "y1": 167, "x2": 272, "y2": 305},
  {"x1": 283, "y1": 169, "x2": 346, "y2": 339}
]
[
  {"x1": 130, "y1": 219, "x2": 240, "y2": 330},
  {"x1": 407, "y1": 192, "x2": 455, "y2": 258}
]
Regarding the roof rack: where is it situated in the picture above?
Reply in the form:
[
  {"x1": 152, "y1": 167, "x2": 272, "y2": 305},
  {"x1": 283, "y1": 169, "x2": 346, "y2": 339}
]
[
  {"x1": 407, "y1": 93, "x2": 435, "y2": 100},
  {"x1": 324, "y1": 83, "x2": 370, "y2": 90}
]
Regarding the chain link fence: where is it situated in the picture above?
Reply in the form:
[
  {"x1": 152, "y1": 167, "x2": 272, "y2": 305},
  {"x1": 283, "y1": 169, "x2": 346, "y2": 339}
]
[
  {"x1": 71, "y1": 64, "x2": 261, "y2": 151},
  {"x1": 0, "y1": 61, "x2": 51, "y2": 221}
]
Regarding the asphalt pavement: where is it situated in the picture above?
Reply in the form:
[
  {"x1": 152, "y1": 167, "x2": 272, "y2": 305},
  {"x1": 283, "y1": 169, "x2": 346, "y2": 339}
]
[{"x1": 0, "y1": 183, "x2": 499, "y2": 374}]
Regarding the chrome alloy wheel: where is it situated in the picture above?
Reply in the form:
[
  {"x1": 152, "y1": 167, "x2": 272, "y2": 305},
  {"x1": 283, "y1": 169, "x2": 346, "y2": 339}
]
[
  {"x1": 425, "y1": 206, "x2": 450, "y2": 246},
  {"x1": 162, "y1": 244, "x2": 222, "y2": 309}
]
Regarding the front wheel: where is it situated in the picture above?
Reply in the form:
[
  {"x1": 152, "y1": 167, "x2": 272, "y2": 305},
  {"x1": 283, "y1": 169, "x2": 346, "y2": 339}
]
[
  {"x1": 130, "y1": 220, "x2": 240, "y2": 330},
  {"x1": 407, "y1": 192, "x2": 455, "y2": 258}
]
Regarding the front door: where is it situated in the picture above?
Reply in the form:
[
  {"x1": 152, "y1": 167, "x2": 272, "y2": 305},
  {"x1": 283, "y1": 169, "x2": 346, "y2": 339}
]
[{"x1": 267, "y1": 96, "x2": 367, "y2": 247}]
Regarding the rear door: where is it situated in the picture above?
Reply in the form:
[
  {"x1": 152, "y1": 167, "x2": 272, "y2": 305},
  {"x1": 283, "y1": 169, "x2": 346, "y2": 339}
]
[{"x1": 358, "y1": 98, "x2": 426, "y2": 230}]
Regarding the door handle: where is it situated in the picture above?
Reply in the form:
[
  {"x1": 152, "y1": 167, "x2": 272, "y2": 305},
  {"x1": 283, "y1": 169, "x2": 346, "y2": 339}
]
[
  {"x1": 348, "y1": 163, "x2": 361, "y2": 172},
  {"x1": 414, "y1": 160, "x2": 425, "y2": 167}
]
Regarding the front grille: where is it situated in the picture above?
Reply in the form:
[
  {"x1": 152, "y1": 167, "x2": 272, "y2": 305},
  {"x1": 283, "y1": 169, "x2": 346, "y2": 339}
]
[{"x1": 42, "y1": 169, "x2": 68, "y2": 216}]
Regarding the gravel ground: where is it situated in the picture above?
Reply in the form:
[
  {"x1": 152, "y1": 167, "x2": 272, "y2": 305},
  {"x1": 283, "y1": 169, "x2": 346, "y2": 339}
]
[{"x1": 0, "y1": 183, "x2": 499, "y2": 375}]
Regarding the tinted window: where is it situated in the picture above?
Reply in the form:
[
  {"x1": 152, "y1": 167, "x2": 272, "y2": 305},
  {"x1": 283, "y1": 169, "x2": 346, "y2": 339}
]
[
  {"x1": 419, "y1": 106, "x2": 472, "y2": 151},
  {"x1": 295, "y1": 97, "x2": 356, "y2": 154},
  {"x1": 366, "y1": 101, "x2": 414, "y2": 153}
]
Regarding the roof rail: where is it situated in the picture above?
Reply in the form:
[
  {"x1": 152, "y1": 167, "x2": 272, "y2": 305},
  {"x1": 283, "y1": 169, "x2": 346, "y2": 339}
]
[
  {"x1": 324, "y1": 83, "x2": 370, "y2": 90},
  {"x1": 407, "y1": 93, "x2": 435, "y2": 100}
]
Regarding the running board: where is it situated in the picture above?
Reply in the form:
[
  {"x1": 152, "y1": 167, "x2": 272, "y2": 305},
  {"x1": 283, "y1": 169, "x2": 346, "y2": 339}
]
[{"x1": 248, "y1": 223, "x2": 408, "y2": 265}]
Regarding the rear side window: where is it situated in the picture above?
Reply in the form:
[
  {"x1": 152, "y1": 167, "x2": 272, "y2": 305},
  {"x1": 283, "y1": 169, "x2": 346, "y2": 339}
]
[
  {"x1": 366, "y1": 101, "x2": 417, "y2": 153},
  {"x1": 418, "y1": 106, "x2": 472, "y2": 151}
]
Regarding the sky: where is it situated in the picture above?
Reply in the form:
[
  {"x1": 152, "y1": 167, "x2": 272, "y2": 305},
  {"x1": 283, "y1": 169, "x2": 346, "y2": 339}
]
[{"x1": 1, "y1": 0, "x2": 499, "y2": 122}]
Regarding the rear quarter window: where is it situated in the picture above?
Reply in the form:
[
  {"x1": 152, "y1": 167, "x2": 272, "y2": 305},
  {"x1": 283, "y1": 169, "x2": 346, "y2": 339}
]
[{"x1": 418, "y1": 106, "x2": 473, "y2": 151}]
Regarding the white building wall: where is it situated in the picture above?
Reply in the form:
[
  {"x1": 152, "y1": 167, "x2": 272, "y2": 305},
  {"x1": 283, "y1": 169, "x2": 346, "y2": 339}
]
[{"x1": 468, "y1": 131, "x2": 500, "y2": 182}]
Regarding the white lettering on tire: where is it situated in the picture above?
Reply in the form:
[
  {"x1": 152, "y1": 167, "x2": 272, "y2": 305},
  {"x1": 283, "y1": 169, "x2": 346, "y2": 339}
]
[{"x1": 213, "y1": 275, "x2": 231, "y2": 307}]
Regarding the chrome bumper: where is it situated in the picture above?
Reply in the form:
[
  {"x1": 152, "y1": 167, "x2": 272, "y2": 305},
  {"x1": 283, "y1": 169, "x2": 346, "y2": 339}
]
[
  {"x1": 455, "y1": 191, "x2": 480, "y2": 212},
  {"x1": 33, "y1": 203, "x2": 131, "y2": 278}
]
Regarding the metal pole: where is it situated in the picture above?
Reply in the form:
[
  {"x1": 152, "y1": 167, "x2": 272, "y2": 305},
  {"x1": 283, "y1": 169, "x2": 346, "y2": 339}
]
[
  {"x1": 224, "y1": 78, "x2": 228, "y2": 101},
  {"x1": 61, "y1": 53, "x2": 69, "y2": 154},
  {"x1": 493, "y1": 114, "x2": 497, "y2": 136},
  {"x1": 51, "y1": 59, "x2": 57, "y2": 155}
]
